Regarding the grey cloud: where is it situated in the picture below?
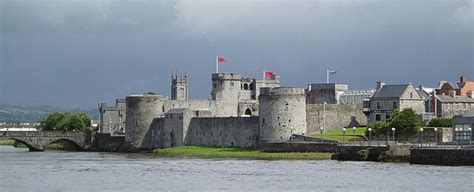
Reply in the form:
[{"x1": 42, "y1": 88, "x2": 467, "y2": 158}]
[{"x1": 0, "y1": 0, "x2": 472, "y2": 108}]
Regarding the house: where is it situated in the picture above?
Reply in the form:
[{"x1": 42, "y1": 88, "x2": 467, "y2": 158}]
[
  {"x1": 435, "y1": 75, "x2": 474, "y2": 97},
  {"x1": 433, "y1": 94, "x2": 474, "y2": 118},
  {"x1": 432, "y1": 75, "x2": 474, "y2": 118},
  {"x1": 367, "y1": 82, "x2": 424, "y2": 124}
]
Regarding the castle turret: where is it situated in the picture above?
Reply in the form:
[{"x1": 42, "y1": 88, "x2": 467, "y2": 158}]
[
  {"x1": 211, "y1": 73, "x2": 241, "y2": 116},
  {"x1": 125, "y1": 95, "x2": 167, "y2": 150},
  {"x1": 258, "y1": 87, "x2": 306, "y2": 145},
  {"x1": 171, "y1": 72, "x2": 188, "y2": 101}
]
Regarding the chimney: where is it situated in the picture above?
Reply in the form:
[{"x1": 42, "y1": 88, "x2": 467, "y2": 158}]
[
  {"x1": 449, "y1": 90, "x2": 456, "y2": 98},
  {"x1": 460, "y1": 75, "x2": 466, "y2": 83},
  {"x1": 419, "y1": 85, "x2": 424, "y2": 91},
  {"x1": 376, "y1": 81, "x2": 385, "y2": 90}
]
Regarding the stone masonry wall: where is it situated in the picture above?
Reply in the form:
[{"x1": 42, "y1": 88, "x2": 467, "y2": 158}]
[
  {"x1": 184, "y1": 117, "x2": 259, "y2": 148},
  {"x1": 306, "y1": 104, "x2": 367, "y2": 133}
]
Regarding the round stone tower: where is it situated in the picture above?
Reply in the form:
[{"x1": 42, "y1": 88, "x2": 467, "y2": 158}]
[
  {"x1": 125, "y1": 94, "x2": 167, "y2": 150},
  {"x1": 258, "y1": 87, "x2": 306, "y2": 145}
]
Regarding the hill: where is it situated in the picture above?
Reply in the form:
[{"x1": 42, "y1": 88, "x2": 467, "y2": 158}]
[{"x1": 0, "y1": 104, "x2": 99, "y2": 123}]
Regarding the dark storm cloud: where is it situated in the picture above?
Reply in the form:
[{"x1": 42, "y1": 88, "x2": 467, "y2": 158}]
[{"x1": 0, "y1": 0, "x2": 472, "y2": 108}]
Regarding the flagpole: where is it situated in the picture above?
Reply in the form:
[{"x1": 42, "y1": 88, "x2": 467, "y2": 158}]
[
  {"x1": 263, "y1": 70, "x2": 266, "y2": 87},
  {"x1": 326, "y1": 69, "x2": 329, "y2": 83},
  {"x1": 216, "y1": 56, "x2": 218, "y2": 73}
]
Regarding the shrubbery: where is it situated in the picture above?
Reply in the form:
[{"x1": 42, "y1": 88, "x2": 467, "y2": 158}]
[
  {"x1": 40, "y1": 112, "x2": 91, "y2": 131},
  {"x1": 367, "y1": 108, "x2": 424, "y2": 139},
  {"x1": 427, "y1": 118, "x2": 452, "y2": 127}
]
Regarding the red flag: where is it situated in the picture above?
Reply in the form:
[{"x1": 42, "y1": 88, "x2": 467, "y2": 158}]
[
  {"x1": 265, "y1": 71, "x2": 275, "y2": 77},
  {"x1": 217, "y1": 57, "x2": 226, "y2": 62}
]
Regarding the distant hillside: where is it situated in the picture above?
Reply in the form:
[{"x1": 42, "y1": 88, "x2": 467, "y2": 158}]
[{"x1": 0, "y1": 105, "x2": 99, "y2": 123}]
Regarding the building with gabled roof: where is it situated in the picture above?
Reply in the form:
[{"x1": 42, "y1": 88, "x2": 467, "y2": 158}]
[{"x1": 367, "y1": 82, "x2": 424, "y2": 124}]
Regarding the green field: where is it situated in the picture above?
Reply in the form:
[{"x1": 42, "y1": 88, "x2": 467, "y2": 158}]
[
  {"x1": 308, "y1": 127, "x2": 367, "y2": 141},
  {"x1": 0, "y1": 139, "x2": 16, "y2": 145},
  {"x1": 154, "y1": 146, "x2": 333, "y2": 160}
]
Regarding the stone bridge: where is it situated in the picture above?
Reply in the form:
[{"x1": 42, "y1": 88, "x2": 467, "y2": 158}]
[{"x1": 0, "y1": 131, "x2": 90, "y2": 151}]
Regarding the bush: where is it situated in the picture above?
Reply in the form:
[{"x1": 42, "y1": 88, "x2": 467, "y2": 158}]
[
  {"x1": 428, "y1": 118, "x2": 452, "y2": 127},
  {"x1": 367, "y1": 108, "x2": 423, "y2": 139}
]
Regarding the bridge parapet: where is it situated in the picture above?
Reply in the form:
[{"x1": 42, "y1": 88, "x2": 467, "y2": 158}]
[{"x1": 0, "y1": 131, "x2": 89, "y2": 151}]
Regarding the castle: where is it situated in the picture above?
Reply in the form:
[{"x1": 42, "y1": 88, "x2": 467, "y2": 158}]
[{"x1": 99, "y1": 72, "x2": 367, "y2": 151}]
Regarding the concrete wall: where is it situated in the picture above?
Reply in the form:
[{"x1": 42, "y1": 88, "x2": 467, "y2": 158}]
[
  {"x1": 306, "y1": 104, "x2": 367, "y2": 133},
  {"x1": 262, "y1": 143, "x2": 338, "y2": 153},
  {"x1": 410, "y1": 148, "x2": 474, "y2": 166},
  {"x1": 185, "y1": 117, "x2": 259, "y2": 148},
  {"x1": 259, "y1": 87, "x2": 307, "y2": 145}
]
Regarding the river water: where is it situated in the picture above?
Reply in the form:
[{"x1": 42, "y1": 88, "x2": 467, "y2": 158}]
[{"x1": 0, "y1": 146, "x2": 472, "y2": 192}]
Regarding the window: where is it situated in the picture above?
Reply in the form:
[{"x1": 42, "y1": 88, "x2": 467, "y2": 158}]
[
  {"x1": 250, "y1": 84, "x2": 254, "y2": 90},
  {"x1": 244, "y1": 83, "x2": 249, "y2": 90},
  {"x1": 410, "y1": 93, "x2": 413, "y2": 98},
  {"x1": 213, "y1": 84, "x2": 217, "y2": 88},
  {"x1": 386, "y1": 114, "x2": 391, "y2": 120},
  {"x1": 377, "y1": 102, "x2": 381, "y2": 109},
  {"x1": 393, "y1": 102, "x2": 397, "y2": 109},
  {"x1": 231, "y1": 82, "x2": 234, "y2": 87},
  {"x1": 375, "y1": 114, "x2": 381, "y2": 121},
  {"x1": 195, "y1": 111, "x2": 199, "y2": 117}
]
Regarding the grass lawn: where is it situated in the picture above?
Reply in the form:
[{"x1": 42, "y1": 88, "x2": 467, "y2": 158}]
[
  {"x1": 308, "y1": 127, "x2": 368, "y2": 141},
  {"x1": 154, "y1": 146, "x2": 333, "y2": 160},
  {"x1": 0, "y1": 139, "x2": 16, "y2": 145}
]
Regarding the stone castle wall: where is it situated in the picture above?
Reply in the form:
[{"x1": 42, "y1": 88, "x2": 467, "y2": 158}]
[
  {"x1": 185, "y1": 117, "x2": 259, "y2": 148},
  {"x1": 306, "y1": 104, "x2": 367, "y2": 133}
]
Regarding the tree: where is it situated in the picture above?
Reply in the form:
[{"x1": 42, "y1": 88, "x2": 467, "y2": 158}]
[
  {"x1": 367, "y1": 108, "x2": 424, "y2": 140},
  {"x1": 388, "y1": 108, "x2": 424, "y2": 138},
  {"x1": 41, "y1": 112, "x2": 92, "y2": 131},
  {"x1": 428, "y1": 118, "x2": 452, "y2": 127},
  {"x1": 40, "y1": 112, "x2": 66, "y2": 130}
]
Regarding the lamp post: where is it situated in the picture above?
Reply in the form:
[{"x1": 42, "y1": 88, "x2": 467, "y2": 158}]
[
  {"x1": 368, "y1": 128, "x2": 372, "y2": 146},
  {"x1": 391, "y1": 127, "x2": 396, "y2": 144},
  {"x1": 454, "y1": 128, "x2": 459, "y2": 147},
  {"x1": 320, "y1": 127, "x2": 324, "y2": 143},
  {"x1": 342, "y1": 128, "x2": 346, "y2": 146},
  {"x1": 353, "y1": 127, "x2": 356, "y2": 142},
  {"x1": 469, "y1": 127, "x2": 472, "y2": 144},
  {"x1": 420, "y1": 128, "x2": 424, "y2": 148},
  {"x1": 434, "y1": 127, "x2": 438, "y2": 147}
]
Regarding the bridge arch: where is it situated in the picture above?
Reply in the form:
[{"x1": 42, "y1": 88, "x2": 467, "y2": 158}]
[
  {"x1": 47, "y1": 139, "x2": 83, "y2": 151},
  {"x1": 7, "y1": 138, "x2": 42, "y2": 152}
]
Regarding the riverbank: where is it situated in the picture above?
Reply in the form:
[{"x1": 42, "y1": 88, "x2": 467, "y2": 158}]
[
  {"x1": 154, "y1": 146, "x2": 333, "y2": 160},
  {"x1": 0, "y1": 139, "x2": 15, "y2": 145}
]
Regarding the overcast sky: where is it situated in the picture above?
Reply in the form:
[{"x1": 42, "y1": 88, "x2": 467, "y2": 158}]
[{"x1": 1, "y1": 0, "x2": 473, "y2": 108}]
